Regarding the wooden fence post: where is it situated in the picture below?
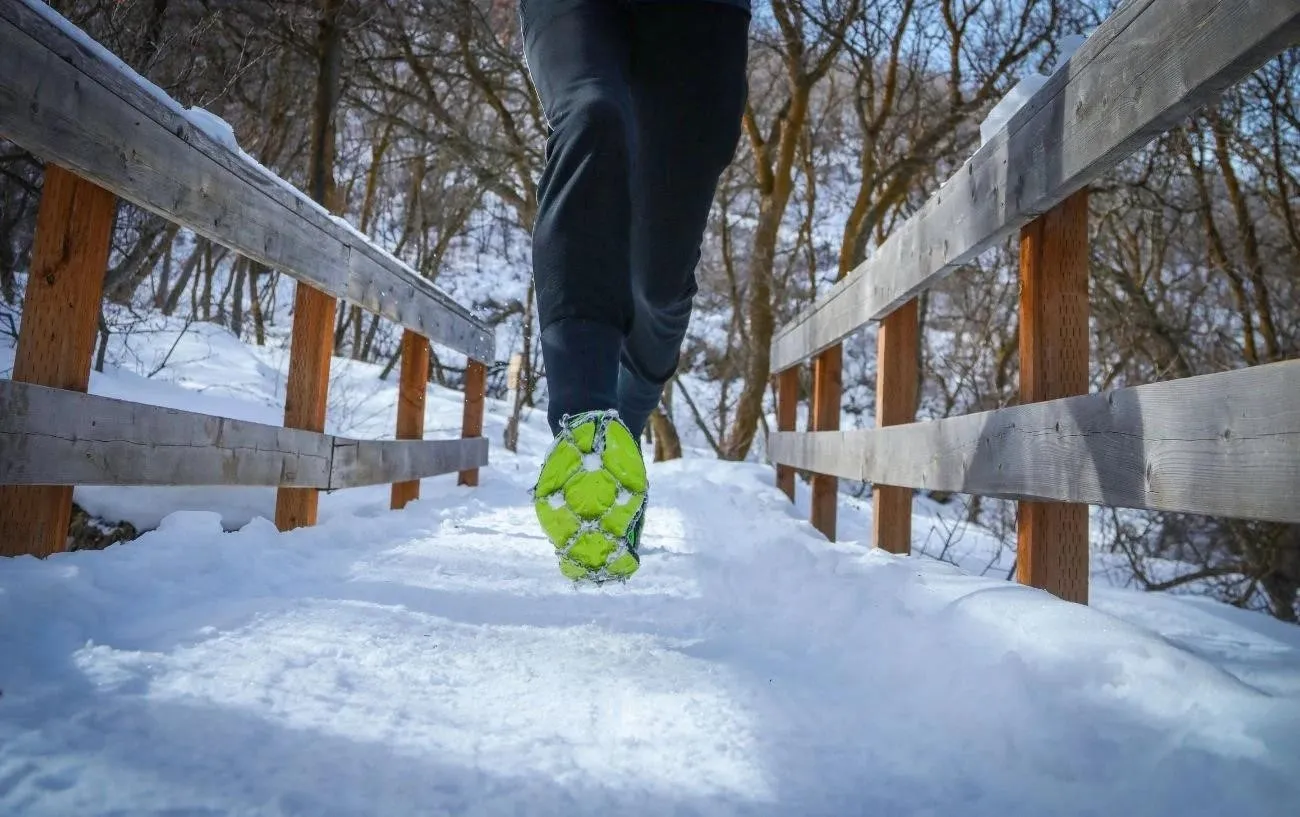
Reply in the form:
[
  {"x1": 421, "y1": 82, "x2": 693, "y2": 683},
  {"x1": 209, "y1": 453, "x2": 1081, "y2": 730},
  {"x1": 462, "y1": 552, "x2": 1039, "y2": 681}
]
[
  {"x1": 774, "y1": 367, "x2": 799, "y2": 502},
  {"x1": 1018, "y1": 189, "x2": 1090, "y2": 604},
  {"x1": 872, "y1": 298, "x2": 919, "y2": 554},
  {"x1": 458, "y1": 359, "x2": 487, "y2": 487},
  {"x1": 391, "y1": 329, "x2": 431, "y2": 510},
  {"x1": 275, "y1": 284, "x2": 336, "y2": 530},
  {"x1": 0, "y1": 166, "x2": 116, "y2": 558},
  {"x1": 810, "y1": 344, "x2": 842, "y2": 540}
]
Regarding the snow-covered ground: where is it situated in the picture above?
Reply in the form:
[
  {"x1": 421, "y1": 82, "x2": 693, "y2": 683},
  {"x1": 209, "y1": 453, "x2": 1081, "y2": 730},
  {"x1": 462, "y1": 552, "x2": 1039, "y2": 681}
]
[{"x1": 2, "y1": 319, "x2": 1299, "y2": 816}]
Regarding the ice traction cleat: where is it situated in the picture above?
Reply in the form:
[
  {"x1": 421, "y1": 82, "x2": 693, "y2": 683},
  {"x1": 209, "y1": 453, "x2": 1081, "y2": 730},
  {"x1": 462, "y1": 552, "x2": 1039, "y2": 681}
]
[{"x1": 532, "y1": 410, "x2": 647, "y2": 583}]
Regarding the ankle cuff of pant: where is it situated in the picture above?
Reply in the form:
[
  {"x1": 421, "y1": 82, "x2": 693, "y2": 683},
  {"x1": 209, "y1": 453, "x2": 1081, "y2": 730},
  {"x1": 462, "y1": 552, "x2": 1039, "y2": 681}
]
[
  {"x1": 541, "y1": 318, "x2": 623, "y2": 434},
  {"x1": 617, "y1": 367, "x2": 663, "y2": 440}
]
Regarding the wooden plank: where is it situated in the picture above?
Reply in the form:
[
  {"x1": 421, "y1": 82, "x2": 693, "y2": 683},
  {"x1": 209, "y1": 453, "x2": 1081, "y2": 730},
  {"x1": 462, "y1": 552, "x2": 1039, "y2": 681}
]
[
  {"x1": 774, "y1": 368, "x2": 798, "y2": 501},
  {"x1": 344, "y1": 248, "x2": 490, "y2": 359},
  {"x1": 2, "y1": 168, "x2": 113, "y2": 390},
  {"x1": 0, "y1": 0, "x2": 494, "y2": 362},
  {"x1": 333, "y1": 437, "x2": 490, "y2": 489},
  {"x1": 275, "y1": 284, "x2": 336, "y2": 531},
  {"x1": 809, "y1": 345, "x2": 841, "y2": 540},
  {"x1": 769, "y1": 0, "x2": 1300, "y2": 372},
  {"x1": 0, "y1": 380, "x2": 483, "y2": 490},
  {"x1": 872, "y1": 299, "x2": 919, "y2": 555},
  {"x1": 458, "y1": 359, "x2": 488, "y2": 487},
  {"x1": 766, "y1": 360, "x2": 1300, "y2": 524},
  {"x1": 1017, "y1": 191, "x2": 1090, "y2": 604},
  {"x1": 0, "y1": 166, "x2": 114, "y2": 558},
  {"x1": 391, "y1": 329, "x2": 430, "y2": 510},
  {"x1": 0, "y1": 380, "x2": 334, "y2": 488}
]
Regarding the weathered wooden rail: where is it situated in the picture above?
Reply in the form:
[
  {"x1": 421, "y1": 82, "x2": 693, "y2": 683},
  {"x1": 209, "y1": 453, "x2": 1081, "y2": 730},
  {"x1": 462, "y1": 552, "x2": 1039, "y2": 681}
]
[
  {"x1": 768, "y1": 0, "x2": 1300, "y2": 604},
  {"x1": 0, "y1": 0, "x2": 495, "y2": 557}
]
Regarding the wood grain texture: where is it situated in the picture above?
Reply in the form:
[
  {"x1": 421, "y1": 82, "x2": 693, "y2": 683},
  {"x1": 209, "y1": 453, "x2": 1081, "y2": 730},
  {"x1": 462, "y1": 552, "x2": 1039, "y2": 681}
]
[
  {"x1": 775, "y1": 368, "x2": 798, "y2": 502},
  {"x1": 0, "y1": 381, "x2": 488, "y2": 490},
  {"x1": 810, "y1": 345, "x2": 841, "y2": 541},
  {"x1": 0, "y1": 0, "x2": 494, "y2": 361},
  {"x1": 334, "y1": 437, "x2": 489, "y2": 489},
  {"x1": 1020, "y1": 192, "x2": 1090, "y2": 404},
  {"x1": 0, "y1": 381, "x2": 334, "y2": 488},
  {"x1": 458, "y1": 359, "x2": 487, "y2": 487},
  {"x1": 275, "y1": 283, "x2": 336, "y2": 531},
  {"x1": 872, "y1": 299, "x2": 919, "y2": 555},
  {"x1": 769, "y1": 0, "x2": 1300, "y2": 372},
  {"x1": 1017, "y1": 192, "x2": 1090, "y2": 604},
  {"x1": 0, "y1": 165, "x2": 114, "y2": 558},
  {"x1": 7, "y1": 166, "x2": 114, "y2": 389},
  {"x1": 767, "y1": 360, "x2": 1300, "y2": 524},
  {"x1": 391, "y1": 330, "x2": 430, "y2": 510}
]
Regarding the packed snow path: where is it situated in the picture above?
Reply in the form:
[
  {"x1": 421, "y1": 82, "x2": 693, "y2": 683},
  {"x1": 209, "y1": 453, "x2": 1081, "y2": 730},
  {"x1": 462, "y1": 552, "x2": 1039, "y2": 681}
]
[
  {"x1": 3, "y1": 456, "x2": 1300, "y2": 816},
  {"x1": 2, "y1": 325, "x2": 1299, "y2": 815}
]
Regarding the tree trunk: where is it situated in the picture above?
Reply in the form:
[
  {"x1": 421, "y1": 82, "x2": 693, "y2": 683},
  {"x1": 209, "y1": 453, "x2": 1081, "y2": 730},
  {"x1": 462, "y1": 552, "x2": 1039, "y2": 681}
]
[
  {"x1": 162, "y1": 239, "x2": 211, "y2": 316},
  {"x1": 1261, "y1": 523, "x2": 1300, "y2": 622},
  {"x1": 359, "y1": 122, "x2": 393, "y2": 234},
  {"x1": 314, "y1": 0, "x2": 347, "y2": 358},
  {"x1": 650, "y1": 378, "x2": 682, "y2": 461},
  {"x1": 650, "y1": 409, "x2": 682, "y2": 462},
  {"x1": 214, "y1": 255, "x2": 238, "y2": 327},
  {"x1": 248, "y1": 261, "x2": 267, "y2": 345},
  {"x1": 380, "y1": 345, "x2": 402, "y2": 380},
  {"x1": 334, "y1": 303, "x2": 350, "y2": 354},
  {"x1": 94, "y1": 311, "x2": 109, "y2": 374},
  {"x1": 154, "y1": 234, "x2": 173, "y2": 310},
  {"x1": 504, "y1": 280, "x2": 536, "y2": 452},
  {"x1": 141, "y1": 0, "x2": 170, "y2": 69},
  {"x1": 721, "y1": 73, "x2": 814, "y2": 461},
  {"x1": 0, "y1": 178, "x2": 29, "y2": 305},
  {"x1": 230, "y1": 257, "x2": 246, "y2": 339},
  {"x1": 104, "y1": 219, "x2": 178, "y2": 304},
  {"x1": 310, "y1": 0, "x2": 344, "y2": 209},
  {"x1": 350, "y1": 304, "x2": 363, "y2": 359},
  {"x1": 360, "y1": 313, "x2": 382, "y2": 361},
  {"x1": 1210, "y1": 113, "x2": 1281, "y2": 362},
  {"x1": 199, "y1": 241, "x2": 214, "y2": 320},
  {"x1": 721, "y1": 198, "x2": 783, "y2": 460}
]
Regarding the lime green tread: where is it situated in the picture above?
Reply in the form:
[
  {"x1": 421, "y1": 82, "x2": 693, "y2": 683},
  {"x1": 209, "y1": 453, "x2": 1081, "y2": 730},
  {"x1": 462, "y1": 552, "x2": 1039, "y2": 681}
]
[
  {"x1": 602, "y1": 420, "x2": 647, "y2": 492},
  {"x1": 532, "y1": 410, "x2": 648, "y2": 583},
  {"x1": 600, "y1": 498, "x2": 641, "y2": 538},
  {"x1": 535, "y1": 440, "x2": 581, "y2": 496},
  {"x1": 606, "y1": 551, "x2": 639, "y2": 578},
  {"x1": 571, "y1": 420, "x2": 597, "y2": 453},
  {"x1": 564, "y1": 470, "x2": 618, "y2": 518},
  {"x1": 534, "y1": 499, "x2": 581, "y2": 546},
  {"x1": 558, "y1": 559, "x2": 589, "y2": 580},
  {"x1": 567, "y1": 531, "x2": 616, "y2": 568}
]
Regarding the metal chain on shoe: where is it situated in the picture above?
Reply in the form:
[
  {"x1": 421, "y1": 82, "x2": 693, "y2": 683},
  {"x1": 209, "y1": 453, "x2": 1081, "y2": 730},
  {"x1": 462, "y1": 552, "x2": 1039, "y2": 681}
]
[{"x1": 532, "y1": 409, "x2": 647, "y2": 584}]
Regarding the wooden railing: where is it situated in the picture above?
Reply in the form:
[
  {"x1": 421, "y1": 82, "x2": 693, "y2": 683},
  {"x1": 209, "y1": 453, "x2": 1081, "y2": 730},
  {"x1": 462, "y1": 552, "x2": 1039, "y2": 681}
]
[
  {"x1": 0, "y1": 0, "x2": 496, "y2": 558},
  {"x1": 767, "y1": 0, "x2": 1300, "y2": 604}
]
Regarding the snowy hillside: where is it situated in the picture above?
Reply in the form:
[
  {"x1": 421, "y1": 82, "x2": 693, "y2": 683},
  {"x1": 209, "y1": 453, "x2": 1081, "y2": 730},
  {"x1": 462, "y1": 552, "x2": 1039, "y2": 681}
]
[{"x1": 2, "y1": 320, "x2": 1299, "y2": 816}]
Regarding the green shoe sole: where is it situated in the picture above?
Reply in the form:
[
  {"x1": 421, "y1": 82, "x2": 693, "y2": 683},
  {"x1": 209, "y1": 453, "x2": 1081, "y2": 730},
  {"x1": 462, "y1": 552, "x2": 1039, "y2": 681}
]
[{"x1": 532, "y1": 410, "x2": 647, "y2": 584}]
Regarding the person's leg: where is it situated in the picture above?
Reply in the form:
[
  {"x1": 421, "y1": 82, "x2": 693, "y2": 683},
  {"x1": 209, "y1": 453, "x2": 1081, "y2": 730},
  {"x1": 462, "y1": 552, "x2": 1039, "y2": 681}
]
[
  {"x1": 619, "y1": 2, "x2": 750, "y2": 440},
  {"x1": 520, "y1": 0, "x2": 634, "y2": 434},
  {"x1": 524, "y1": 0, "x2": 648, "y2": 583}
]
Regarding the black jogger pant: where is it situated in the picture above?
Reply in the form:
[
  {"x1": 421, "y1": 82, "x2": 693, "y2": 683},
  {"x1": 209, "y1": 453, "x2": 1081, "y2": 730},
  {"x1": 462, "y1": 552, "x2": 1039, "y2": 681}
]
[{"x1": 519, "y1": 0, "x2": 750, "y2": 438}]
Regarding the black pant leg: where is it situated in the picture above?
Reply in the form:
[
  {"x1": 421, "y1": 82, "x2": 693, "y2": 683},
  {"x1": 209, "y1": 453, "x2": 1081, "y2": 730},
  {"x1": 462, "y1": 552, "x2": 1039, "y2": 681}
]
[
  {"x1": 617, "y1": 2, "x2": 750, "y2": 439},
  {"x1": 520, "y1": 0, "x2": 634, "y2": 432}
]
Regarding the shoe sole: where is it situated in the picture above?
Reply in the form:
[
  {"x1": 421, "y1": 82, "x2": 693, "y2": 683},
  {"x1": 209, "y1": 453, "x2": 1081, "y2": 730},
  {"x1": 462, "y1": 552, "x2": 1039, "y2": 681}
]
[{"x1": 532, "y1": 411, "x2": 647, "y2": 583}]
